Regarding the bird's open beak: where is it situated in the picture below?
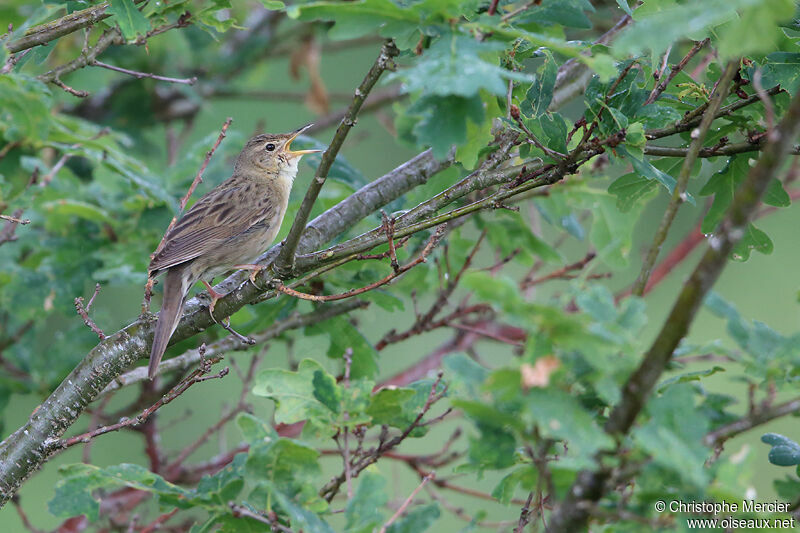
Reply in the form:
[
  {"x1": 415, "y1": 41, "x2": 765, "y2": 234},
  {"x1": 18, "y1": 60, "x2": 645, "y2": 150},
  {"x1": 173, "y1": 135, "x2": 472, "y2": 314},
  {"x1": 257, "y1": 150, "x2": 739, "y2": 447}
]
[{"x1": 286, "y1": 123, "x2": 322, "y2": 156}]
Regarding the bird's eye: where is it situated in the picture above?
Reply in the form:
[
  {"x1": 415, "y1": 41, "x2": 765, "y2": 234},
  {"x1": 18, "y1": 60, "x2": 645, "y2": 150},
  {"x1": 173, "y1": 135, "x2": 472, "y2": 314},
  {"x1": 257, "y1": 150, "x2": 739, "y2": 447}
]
[{"x1": 265, "y1": 143, "x2": 276, "y2": 151}]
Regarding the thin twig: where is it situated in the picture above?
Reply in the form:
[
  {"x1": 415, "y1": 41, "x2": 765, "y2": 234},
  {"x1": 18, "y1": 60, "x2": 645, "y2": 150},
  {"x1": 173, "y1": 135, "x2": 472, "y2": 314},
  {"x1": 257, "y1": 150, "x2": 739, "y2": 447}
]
[
  {"x1": 180, "y1": 118, "x2": 232, "y2": 211},
  {"x1": 229, "y1": 504, "x2": 294, "y2": 532},
  {"x1": 645, "y1": 85, "x2": 782, "y2": 140},
  {"x1": 0, "y1": 213, "x2": 29, "y2": 225},
  {"x1": 643, "y1": 141, "x2": 800, "y2": 158},
  {"x1": 753, "y1": 68, "x2": 776, "y2": 141},
  {"x1": 92, "y1": 60, "x2": 197, "y2": 84},
  {"x1": 0, "y1": 49, "x2": 31, "y2": 74},
  {"x1": 521, "y1": 252, "x2": 596, "y2": 288},
  {"x1": 320, "y1": 372, "x2": 448, "y2": 501},
  {"x1": 379, "y1": 472, "x2": 435, "y2": 533},
  {"x1": 501, "y1": 1, "x2": 539, "y2": 22},
  {"x1": 653, "y1": 45, "x2": 672, "y2": 83},
  {"x1": 58, "y1": 361, "x2": 228, "y2": 448},
  {"x1": 631, "y1": 61, "x2": 738, "y2": 297},
  {"x1": 274, "y1": 40, "x2": 399, "y2": 277},
  {"x1": 11, "y1": 496, "x2": 43, "y2": 533},
  {"x1": 511, "y1": 105, "x2": 567, "y2": 159},
  {"x1": 644, "y1": 39, "x2": 710, "y2": 106},
  {"x1": 704, "y1": 396, "x2": 800, "y2": 449},
  {"x1": 74, "y1": 284, "x2": 105, "y2": 340},
  {"x1": 140, "y1": 508, "x2": 179, "y2": 533},
  {"x1": 51, "y1": 77, "x2": 89, "y2": 97},
  {"x1": 513, "y1": 491, "x2": 535, "y2": 533},
  {"x1": 382, "y1": 212, "x2": 400, "y2": 272},
  {"x1": 275, "y1": 225, "x2": 445, "y2": 302},
  {"x1": 342, "y1": 348, "x2": 354, "y2": 499},
  {"x1": 0, "y1": 209, "x2": 27, "y2": 247}
]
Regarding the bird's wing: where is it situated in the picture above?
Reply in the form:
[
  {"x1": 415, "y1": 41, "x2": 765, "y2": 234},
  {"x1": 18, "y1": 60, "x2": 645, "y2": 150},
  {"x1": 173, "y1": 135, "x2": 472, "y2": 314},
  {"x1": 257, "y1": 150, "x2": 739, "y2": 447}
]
[{"x1": 149, "y1": 180, "x2": 276, "y2": 274}]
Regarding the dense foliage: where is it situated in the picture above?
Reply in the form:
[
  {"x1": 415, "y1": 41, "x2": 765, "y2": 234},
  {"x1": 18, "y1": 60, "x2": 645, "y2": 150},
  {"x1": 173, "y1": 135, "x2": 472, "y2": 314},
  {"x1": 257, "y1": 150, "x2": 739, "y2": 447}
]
[{"x1": 2, "y1": 0, "x2": 800, "y2": 531}]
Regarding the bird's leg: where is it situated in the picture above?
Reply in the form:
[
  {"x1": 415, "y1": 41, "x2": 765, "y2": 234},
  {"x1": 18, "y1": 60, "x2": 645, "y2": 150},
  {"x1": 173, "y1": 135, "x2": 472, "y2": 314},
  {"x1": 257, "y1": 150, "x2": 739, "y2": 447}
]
[
  {"x1": 202, "y1": 280, "x2": 226, "y2": 315},
  {"x1": 201, "y1": 281, "x2": 255, "y2": 345},
  {"x1": 218, "y1": 318, "x2": 256, "y2": 345},
  {"x1": 233, "y1": 264, "x2": 266, "y2": 287}
]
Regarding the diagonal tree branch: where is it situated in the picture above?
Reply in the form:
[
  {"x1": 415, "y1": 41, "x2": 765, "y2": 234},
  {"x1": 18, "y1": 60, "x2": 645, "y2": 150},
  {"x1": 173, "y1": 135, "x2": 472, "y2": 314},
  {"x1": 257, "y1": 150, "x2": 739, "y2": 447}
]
[
  {"x1": 547, "y1": 80, "x2": 800, "y2": 533},
  {"x1": 274, "y1": 40, "x2": 399, "y2": 278},
  {"x1": 7, "y1": 1, "x2": 119, "y2": 54}
]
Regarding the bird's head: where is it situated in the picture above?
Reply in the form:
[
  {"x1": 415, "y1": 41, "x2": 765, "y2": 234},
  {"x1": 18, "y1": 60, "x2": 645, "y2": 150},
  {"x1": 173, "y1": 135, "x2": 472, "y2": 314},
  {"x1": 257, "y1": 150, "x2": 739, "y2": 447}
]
[{"x1": 235, "y1": 123, "x2": 321, "y2": 178}]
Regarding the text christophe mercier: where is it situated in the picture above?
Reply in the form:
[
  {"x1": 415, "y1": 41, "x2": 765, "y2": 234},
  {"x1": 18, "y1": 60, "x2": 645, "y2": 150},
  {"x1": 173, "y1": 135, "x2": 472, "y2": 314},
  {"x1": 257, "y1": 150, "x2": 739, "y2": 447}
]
[{"x1": 669, "y1": 500, "x2": 789, "y2": 514}]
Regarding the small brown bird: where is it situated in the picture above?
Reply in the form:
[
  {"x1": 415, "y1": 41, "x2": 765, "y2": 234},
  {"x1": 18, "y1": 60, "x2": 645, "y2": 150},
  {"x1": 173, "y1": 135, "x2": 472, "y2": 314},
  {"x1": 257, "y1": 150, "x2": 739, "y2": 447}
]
[{"x1": 147, "y1": 124, "x2": 319, "y2": 379}]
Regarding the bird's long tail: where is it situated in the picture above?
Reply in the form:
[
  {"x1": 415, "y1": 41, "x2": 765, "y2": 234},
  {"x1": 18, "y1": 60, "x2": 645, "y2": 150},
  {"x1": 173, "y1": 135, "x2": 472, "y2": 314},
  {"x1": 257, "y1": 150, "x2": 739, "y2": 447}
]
[{"x1": 149, "y1": 265, "x2": 194, "y2": 380}]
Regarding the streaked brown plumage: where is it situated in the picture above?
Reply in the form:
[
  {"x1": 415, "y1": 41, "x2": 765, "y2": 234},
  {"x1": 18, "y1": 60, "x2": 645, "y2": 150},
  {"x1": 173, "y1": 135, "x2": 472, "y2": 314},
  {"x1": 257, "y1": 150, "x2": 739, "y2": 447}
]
[{"x1": 147, "y1": 124, "x2": 319, "y2": 379}]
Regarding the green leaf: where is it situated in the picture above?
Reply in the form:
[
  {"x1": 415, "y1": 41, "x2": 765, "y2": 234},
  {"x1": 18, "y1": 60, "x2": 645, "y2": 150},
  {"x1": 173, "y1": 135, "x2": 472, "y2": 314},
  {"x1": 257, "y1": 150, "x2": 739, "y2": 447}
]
[
  {"x1": 520, "y1": 49, "x2": 558, "y2": 118},
  {"x1": 625, "y1": 122, "x2": 646, "y2": 148},
  {"x1": 196, "y1": 0, "x2": 238, "y2": 33},
  {"x1": 245, "y1": 438, "x2": 322, "y2": 495},
  {"x1": 288, "y1": 0, "x2": 419, "y2": 41},
  {"x1": 108, "y1": 0, "x2": 151, "y2": 41},
  {"x1": 633, "y1": 384, "x2": 710, "y2": 487},
  {"x1": 259, "y1": 0, "x2": 285, "y2": 9},
  {"x1": 344, "y1": 473, "x2": 387, "y2": 533},
  {"x1": 580, "y1": 191, "x2": 646, "y2": 269},
  {"x1": 617, "y1": 146, "x2": 677, "y2": 194},
  {"x1": 313, "y1": 369, "x2": 342, "y2": 413},
  {"x1": 40, "y1": 200, "x2": 114, "y2": 225},
  {"x1": 456, "y1": 100, "x2": 497, "y2": 169},
  {"x1": 271, "y1": 488, "x2": 335, "y2": 533},
  {"x1": 236, "y1": 412, "x2": 279, "y2": 444},
  {"x1": 510, "y1": 0, "x2": 594, "y2": 29},
  {"x1": 704, "y1": 292, "x2": 751, "y2": 348},
  {"x1": 657, "y1": 366, "x2": 726, "y2": 392},
  {"x1": 252, "y1": 359, "x2": 337, "y2": 425},
  {"x1": 613, "y1": 0, "x2": 753, "y2": 58},
  {"x1": 762, "y1": 433, "x2": 800, "y2": 466},
  {"x1": 409, "y1": 94, "x2": 485, "y2": 159},
  {"x1": 49, "y1": 463, "x2": 193, "y2": 520},
  {"x1": 387, "y1": 34, "x2": 531, "y2": 98},
  {"x1": 698, "y1": 156, "x2": 749, "y2": 234},
  {"x1": 764, "y1": 178, "x2": 791, "y2": 207},
  {"x1": 525, "y1": 112, "x2": 569, "y2": 158},
  {"x1": 526, "y1": 389, "x2": 614, "y2": 465},
  {"x1": 608, "y1": 173, "x2": 658, "y2": 212},
  {"x1": 758, "y1": 52, "x2": 800, "y2": 95},
  {"x1": 366, "y1": 387, "x2": 417, "y2": 427},
  {"x1": 455, "y1": 404, "x2": 519, "y2": 469},
  {"x1": 195, "y1": 454, "x2": 246, "y2": 505},
  {"x1": 731, "y1": 223, "x2": 773, "y2": 261},
  {"x1": 481, "y1": 211, "x2": 561, "y2": 265},
  {"x1": 491, "y1": 467, "x2": 537, "y2": 504},
  {"x1": 717, "y1": 0, "x2": 796, "y2": 60},
  {"x1": 583, "y1": 66, "x2": 646, "y2": 136},
  {"x1": 386, "y1": 503, "x2": 440, "y2": 533},
  {"x1": 306, "y1": 316, "x2": 379, "y2": 378},
  {"x1": 0, "y1": 74, "x2": 53, "y2": 144},
  {"x1": 442, "y1": 353, "x2": 489, "y2": 398}
]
